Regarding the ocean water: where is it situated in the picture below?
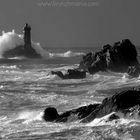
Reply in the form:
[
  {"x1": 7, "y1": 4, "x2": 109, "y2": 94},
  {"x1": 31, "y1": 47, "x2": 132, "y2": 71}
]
[
  {"x1": 1, "y1": 31, "x2": 140, "y2": 139},
  {"x1": 0, "y1": 47, "x2": 140, "y2": 140}
]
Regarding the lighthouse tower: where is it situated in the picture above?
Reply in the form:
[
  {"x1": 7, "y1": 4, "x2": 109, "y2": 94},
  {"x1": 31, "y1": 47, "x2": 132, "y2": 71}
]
[
  {"x1": 24, "y1": 23, "x2": 32, "y2": 51},
  {"x1": 23, "y1": 23, "x2": 41, "y2": 58}
]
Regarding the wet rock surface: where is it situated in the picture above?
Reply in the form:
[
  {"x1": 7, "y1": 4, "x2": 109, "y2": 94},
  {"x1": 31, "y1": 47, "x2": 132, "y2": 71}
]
[
  {"x1": 43, "y1": 104, "x2": 100, "y2": 122},
  {"x1": 51, "y1": 39, "x2": 140, "y2": 79},
  {"x1": 82, "y1": 88, "x2": 140, "y2": 123},
  {"x1": 43, "y1": 88, "x2": 140, "y2": 123},
  {"x1": 127, "y1": 66, "x2": 140, "y2": 77},
  {"x1": 51, "y1": 69, "x2": 86, "y2": 79},
  {"x1": 79, "y1": 39, "x2": 139, "y2": 75}
]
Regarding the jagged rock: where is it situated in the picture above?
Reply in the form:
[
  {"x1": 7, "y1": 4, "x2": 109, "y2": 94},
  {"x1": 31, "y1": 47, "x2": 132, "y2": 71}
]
[
  {"x1": 107, "y1": 113, "x2": 120, "y2": 121},
  {"x1": 127, "y1": 66, "x2": 140, "y2": 77},
  {"x1": 79, "y1": 39, "x2": 139, "y2": 74},
  {"x1": 43, "y1": 104, "x2": 100, "y2": 122},
  {"x1": 82, "y1": 88, "x2": 140, "y2": 123},
  {"x1": 51, "y1": 69, "x2": 86, "y2": 79},
  {"x1": 43, "y1": 88, "x2": 140, "y2": 123}
]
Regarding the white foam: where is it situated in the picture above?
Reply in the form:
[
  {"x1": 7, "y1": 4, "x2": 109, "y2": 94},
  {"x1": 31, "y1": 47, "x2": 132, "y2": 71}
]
[
  {"x1": 17, "y1": 110, "x2": 43, "y2": 124},
  {"x1": 0, "y1": 30, "x2": 85, "y2": 58},
  {"x1": 86, "y1": 112, "x2": 120, "y2": 127},
  {"x1": 0, "y1": 65, "x2": 18, "y2": 69},
  {"x1": 49, "y1": 50, "x2": 85, "y2": 58},
  {"x1": 0, "y1": 30, "x2": 24, "y2": 58},
  {"x1": 86, "y1": 110, "x2": 140, "y2": 128}
]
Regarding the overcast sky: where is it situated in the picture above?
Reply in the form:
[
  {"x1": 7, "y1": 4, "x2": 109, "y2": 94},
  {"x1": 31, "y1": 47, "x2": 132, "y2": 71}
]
[{"x1": 0, "y1": 0, "x2": 140, "y2": 48}]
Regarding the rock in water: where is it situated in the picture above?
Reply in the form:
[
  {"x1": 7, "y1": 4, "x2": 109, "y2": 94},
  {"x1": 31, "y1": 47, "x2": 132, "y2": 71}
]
[
  {"x1": 43, "y1": 104, "x2": 100, "y2": 122},
  {"x1": 127, "y1": 66, "x2": 140, "y2": 77},
  {"x1": 43, "y1": 107, "x2": 59, "y2": 122},
  {"x1": 3, "y1": 45, "x2": 41, "y2": 58},
  {"x1": 43, "y1": 88, "x2": 140, "y2": 123},
  {"x1": 82, "y1": 88, "x2": 140, "y2": 123},
  {"x1": 51, "y1": 69, "x2": 86, "y2": 79},
  {"x1": 107, "y1": 113, "x2": 120, "y2": 121},
  {"x1": 79, "y1": 39, "x2": 139, "y2": 74},
  {"x1": 3, "y1": 23, "x2": 41, "y2": 58}
]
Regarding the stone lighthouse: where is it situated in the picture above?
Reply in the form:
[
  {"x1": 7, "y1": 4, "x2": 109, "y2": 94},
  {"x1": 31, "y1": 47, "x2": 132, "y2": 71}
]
[
  {"x1": 2, "y1": 24, "x2": 41, "y2": 58},
  {"x1": 24, "y1": 23, "x2": 32, "y2": 51},
  {"x1": 23, "y1": 23, "x2": 41, "y2": 58}
]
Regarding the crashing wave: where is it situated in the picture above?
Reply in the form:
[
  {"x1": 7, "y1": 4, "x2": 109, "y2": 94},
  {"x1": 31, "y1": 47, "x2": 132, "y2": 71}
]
[
  {"x1": 0, "y1": 30, "x2": 85, "y2": 59},
  {"x1": 0, "y1": 30, "x2": 24, "y2": 58},
  {"x1": 49, "y1": 50, "x2": 85, "y2": 58},
  {"x1": 42, "y1": 88, "x2": 140, "y2": 124}
]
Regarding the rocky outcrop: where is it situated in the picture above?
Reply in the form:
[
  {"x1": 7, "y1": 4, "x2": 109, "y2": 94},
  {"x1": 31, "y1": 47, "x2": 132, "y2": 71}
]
[
  {"x1": 50, "y1": 39, "x2": 140, "y2": 79},
  {"x1": 43, "y1": 88, "x2": 140, "y2": 123},
  {"x1": 79, "y1": 39, "x2": 139, "y2": 75},
  {"x1": 43, "y1": 104, "x2": 100, "y2": 122},
  {"x1": 82, "y1": 88, "x2": 140, "y2": 123},
  {"x1": 51, "y1": 69, "x2": 86, "y2": 79},
  {"x1": 127, "y1": 66, "x2": 140, "y2": 77},
  {"x1": 3, "y1": 45, "x2": 41, "y2": 58}
]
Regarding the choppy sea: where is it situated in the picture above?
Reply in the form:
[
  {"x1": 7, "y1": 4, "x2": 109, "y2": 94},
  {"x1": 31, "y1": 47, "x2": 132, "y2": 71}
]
[{"x1": 0, "y1": 46, "x2": 140, "y2": 140}]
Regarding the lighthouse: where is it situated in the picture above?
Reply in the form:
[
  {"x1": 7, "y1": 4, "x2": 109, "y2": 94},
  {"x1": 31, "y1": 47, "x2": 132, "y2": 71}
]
[
  {"x1": 3, "y1": 23, "x2": 41, "y2": 58},
  {"x1": 23, "y1": 23, "x2": 41, "y2": 58},
  {"x1": 24, "y1": 23, "x2": 32, "y2": 51}
]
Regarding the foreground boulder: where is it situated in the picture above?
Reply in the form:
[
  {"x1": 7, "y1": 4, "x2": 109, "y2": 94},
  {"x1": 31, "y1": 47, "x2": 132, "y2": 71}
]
[
  {"x1": 43, "y1": 107, "x2": 59, "y2": 121},
  {"x1": 43, "y1": 104, "x2": 100, "y2": 122},
  {"x1": 79, "y1": 39, "x2": 139, "y2": 75},
  {"x1": 51, "y1": 69, "x2": 86, "y2": 79},
  {"x1": 43, "y1": 88, "x2": 140, "y2": 123}
]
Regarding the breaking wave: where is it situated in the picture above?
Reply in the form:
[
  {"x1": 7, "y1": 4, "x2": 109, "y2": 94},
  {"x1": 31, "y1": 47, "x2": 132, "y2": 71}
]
[
  {"x1": 0, "y1": 30, "x2": 24, "y2": 58},
  {"x1": 49, "y1": 50, "x2": 85, "y2": 58},
  {"x1": 1, "y1": 63, "x2": 140, "y2": 139},
  {"x1": 0, "y1": 30, "x2": 85, "y2": 59}
]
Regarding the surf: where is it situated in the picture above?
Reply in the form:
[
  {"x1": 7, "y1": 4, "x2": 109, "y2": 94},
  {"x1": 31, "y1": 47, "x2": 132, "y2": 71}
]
[{"x1": 0, "y1": 24, "x2": 85, "y2": 59}]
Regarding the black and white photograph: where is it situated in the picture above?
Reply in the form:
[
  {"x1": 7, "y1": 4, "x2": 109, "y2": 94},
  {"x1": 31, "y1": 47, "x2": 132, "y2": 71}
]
[{"x1": 0, "y1": 0, "x2": 140, "y2": 139}]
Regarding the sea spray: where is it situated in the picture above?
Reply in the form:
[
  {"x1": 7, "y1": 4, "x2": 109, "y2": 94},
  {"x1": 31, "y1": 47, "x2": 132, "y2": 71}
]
[
  {"x1": 0, "y1": 30, "x2": 84, "y2": 58},
  {"x1": 0, "y1": 30, "x2": 24, "y2": 57},
  {"x1": 17, "y1": 110, "x2": 43, "y2": 124},
  {"x1": 1, "y1": 62, "x2": 140, "y2": 139}
]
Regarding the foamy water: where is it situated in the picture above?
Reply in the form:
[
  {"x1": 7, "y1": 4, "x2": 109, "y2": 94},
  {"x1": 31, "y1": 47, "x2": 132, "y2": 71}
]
[
  {"x1": 0, "y1": 30, "x2": 140, "y2": 139},
  {"x1": 0, "y1": 61, "x2": 140, "y2": 140},
  {"x1": 0, "y1": 30, "x2": 85, "y2": 58}
]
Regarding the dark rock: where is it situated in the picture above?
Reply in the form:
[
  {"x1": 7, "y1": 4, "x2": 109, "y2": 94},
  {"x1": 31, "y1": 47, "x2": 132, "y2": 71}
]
[
  {"x1": 43, "y1": 104, "x2": 100, "y2": 122},
  {"x1": 3, "y1": 45, "x2": 41, "y2": 58},
  {"x1": 82, "y1": 88, "x2": 140, "y2": 123},
  {"x1": 127, "y1": 66, "x2": 140, "y2": 77},
  {"x1": 51, "y1": 69, "x2": 86, "y2": 79},
  {"x1": 88, "y1": 54, "x2": 107, "y2": 74},
  {"x1": 43, "y1": 88, "x2": 140, "y2": 123},
  {"x1": 51, "y1": 71, "x2": 65, "y2": 79},
  {"x1": 56, "y1": 104, "x2": 100, "y2": 122},
  {"x1": 80, "y1": 52, "x2": 95, "y2": 71},
  {"x1": 79, "y1": 39, "x2": 139, "y2": 74},
  {"x1": 107, "y1": 113, "x2": 120, "y2": 121},
  {"x1": 122, "y1": 105, "x2": 140, "y2": 117},
  {"x1": 43, "y1": 107, "x2": 60, "y2": 122}
]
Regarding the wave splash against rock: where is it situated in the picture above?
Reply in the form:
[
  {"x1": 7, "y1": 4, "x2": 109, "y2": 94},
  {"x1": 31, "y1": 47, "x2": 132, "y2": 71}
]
[{"x1": 43, "y1": 88, "x2": 140, "y2": 124}]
